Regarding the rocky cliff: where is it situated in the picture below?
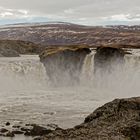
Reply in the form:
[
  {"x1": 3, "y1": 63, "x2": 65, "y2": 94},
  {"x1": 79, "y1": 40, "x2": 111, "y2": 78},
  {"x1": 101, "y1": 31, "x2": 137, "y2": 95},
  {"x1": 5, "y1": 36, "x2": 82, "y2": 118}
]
[
  {"x1": 94, "y1": 47, "x2": 125, "y2": 73},
  {"x1": 40, "y1": 45, "x2": 91, "y2": 86},
  {"x1": 40, "y1": 45, "x2": 127, "y2": 86}
]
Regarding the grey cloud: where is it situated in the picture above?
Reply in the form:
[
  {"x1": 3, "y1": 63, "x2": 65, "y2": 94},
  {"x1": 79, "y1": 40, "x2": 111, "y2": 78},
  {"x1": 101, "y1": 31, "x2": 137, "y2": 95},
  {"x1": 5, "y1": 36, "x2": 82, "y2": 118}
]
[
  {"x1": 0, "y1": 0, "x2": 88, "y2": 13},
  {"x1": 0, "y1": 0, "x2": 140, "y2": 25}
]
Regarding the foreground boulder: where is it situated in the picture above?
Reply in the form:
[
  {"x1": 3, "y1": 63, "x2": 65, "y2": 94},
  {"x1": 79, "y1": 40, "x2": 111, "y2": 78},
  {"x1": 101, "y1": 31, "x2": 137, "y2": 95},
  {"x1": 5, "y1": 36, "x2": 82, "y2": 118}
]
[
  {"x1": 40, "y1": 45, "x2": 91, "y2": 86},
  {"x1": 41, "y1": 97, "x2": 140, "y2": 140}
]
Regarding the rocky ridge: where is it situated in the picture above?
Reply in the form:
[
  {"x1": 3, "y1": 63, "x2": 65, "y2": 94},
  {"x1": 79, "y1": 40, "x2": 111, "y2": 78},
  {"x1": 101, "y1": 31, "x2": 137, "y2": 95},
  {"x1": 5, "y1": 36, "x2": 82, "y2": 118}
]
[{"x1": 0, "y1": 22, "x2": 140, "y2": 47}]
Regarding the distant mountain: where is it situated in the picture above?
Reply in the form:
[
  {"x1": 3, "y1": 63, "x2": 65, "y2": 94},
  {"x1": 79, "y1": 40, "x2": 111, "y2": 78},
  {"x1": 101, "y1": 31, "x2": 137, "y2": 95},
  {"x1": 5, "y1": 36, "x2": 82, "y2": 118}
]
[{"x1": 0, "y1": 22, "x2": 140, "y2": 48}]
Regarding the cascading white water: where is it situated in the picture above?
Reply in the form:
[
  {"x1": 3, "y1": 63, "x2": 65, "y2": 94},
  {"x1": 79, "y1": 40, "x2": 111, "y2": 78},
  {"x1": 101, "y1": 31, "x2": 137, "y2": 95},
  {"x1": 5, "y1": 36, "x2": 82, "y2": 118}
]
[
  {"x1": 0, "y1": 50, "x2": 140, "y2": 140},
  {"x1": 80, "y1": 51, "x2": 95, "y2": 85},
  {"x1": 0, "y1": 55, "x2": 47, "y2": 92},
  {"x1": 80, "y1": 49, "x2": 140, "y2": 99}
]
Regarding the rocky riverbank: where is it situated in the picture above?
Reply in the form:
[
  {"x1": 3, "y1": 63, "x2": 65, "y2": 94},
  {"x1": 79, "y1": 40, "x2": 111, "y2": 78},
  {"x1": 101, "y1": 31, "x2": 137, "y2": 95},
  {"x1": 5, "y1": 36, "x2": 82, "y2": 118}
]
[
  {"x1": 1, "y1": 97, "x2": 140, "y2": 140},
  {"x1": 40, "y1": 97, "x2": 140, "y2": 140},
  {"x1": 0, "y1": 122, "x2": 57, "y2": 139}
]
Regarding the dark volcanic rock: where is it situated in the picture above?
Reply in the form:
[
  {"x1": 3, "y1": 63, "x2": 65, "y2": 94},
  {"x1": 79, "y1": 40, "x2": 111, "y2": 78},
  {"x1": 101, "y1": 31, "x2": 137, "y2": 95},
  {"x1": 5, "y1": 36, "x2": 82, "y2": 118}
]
[
  {"x1": 40, "y1": 45, "x2": 91, "y2": 86},
  {"x1": 5, "y1": 122, "x2": 10, "y2": 126},
  {"x1": 12, "y1": 125, "x2": 21, "y2": 128},
  {"x1": 24, "y1": 124, "x2": 52, "y2": 136},
  {"x1": 41, "y1": 97, "x2": 140, "y2": 140},
  {"x1": 94, "y1": 47, "x2": 125, "y2": 73},
  {"x1": 34, "y1": 137, "x2": 42, "y2": 140},
  {"x1": 12, "y1": 130, "x2": 24, "y2": 134},
  {"x1": 0, "y1": 128, "x2": 8, "y2": 133},
  {"x1": 5, "y1": 131, "x2": 15, "y2": 137},
  {"x1": 0, "y1": 124, "x2": 53, "y2": 138},
  {"x1": 21, "y1": 127, "x2": 31, "y2": 132}
]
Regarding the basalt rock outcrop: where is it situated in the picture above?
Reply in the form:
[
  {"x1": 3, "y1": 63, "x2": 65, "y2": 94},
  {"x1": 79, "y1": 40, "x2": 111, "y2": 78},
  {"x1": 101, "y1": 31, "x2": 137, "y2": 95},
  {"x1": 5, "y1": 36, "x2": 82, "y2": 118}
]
[
  {"x1": 40, "y1": 45, "x2": 126, "y2": 85},
  {"x1": 40, "y1": 97, "x2": 140, "y2": 140},
  {"x1": 94, "y1": 47, "x2": 125, "y2": 73},
  {"x1": 0, "y1": 123, "x2": 54, "y2": 137},
  {"x1": 40, "y1": 45, "x2": 91, "y2": 86}
]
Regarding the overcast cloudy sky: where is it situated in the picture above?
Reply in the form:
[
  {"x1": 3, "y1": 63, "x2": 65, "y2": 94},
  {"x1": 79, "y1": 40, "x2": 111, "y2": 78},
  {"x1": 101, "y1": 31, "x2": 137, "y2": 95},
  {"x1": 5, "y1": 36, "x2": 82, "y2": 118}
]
[{"x1": 0, "y1": 0, "x2": 140, "y2": 25}]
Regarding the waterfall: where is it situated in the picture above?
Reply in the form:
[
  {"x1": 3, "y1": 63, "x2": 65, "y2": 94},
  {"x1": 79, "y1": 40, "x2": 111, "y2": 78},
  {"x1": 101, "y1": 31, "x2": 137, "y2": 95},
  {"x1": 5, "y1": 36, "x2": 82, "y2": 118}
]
[
  {"x1": 79, "y1": 48, "x2": 140, "y2": 98},
  {"x1": 0, "y1": 49, "x2": 139, "y2": 132},
  {"x1": 80, "y1": 51, "x2": 95, "y2": 85},
  {"x1": 0, "y1": 55, "x2": 47, "y2": 91}
]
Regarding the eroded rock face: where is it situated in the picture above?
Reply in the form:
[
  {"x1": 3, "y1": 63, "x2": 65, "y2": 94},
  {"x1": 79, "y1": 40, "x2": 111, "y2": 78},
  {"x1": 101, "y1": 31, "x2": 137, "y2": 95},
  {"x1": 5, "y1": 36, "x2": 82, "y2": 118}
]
[
  {"x1": 42, "y1": 97, "x2": 140, "y2": 140},
  {"x1": 94, "y1": 47, "x2": 125, "y2": 73},
  {"x1": 40, "y1": 46, "x2": 91, "y2": 86}
]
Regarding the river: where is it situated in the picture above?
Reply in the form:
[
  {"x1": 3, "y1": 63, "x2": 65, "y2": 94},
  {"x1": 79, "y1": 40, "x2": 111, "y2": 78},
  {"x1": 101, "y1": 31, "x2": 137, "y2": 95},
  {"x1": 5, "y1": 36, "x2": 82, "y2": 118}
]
[{"x1": 0, "y1": 51, "x2": 140, "y2": 139}]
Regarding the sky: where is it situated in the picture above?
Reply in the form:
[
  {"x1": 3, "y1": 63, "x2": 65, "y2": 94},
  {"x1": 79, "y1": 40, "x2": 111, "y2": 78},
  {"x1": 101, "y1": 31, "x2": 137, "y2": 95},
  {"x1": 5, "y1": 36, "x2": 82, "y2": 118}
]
[{"x1": 0, "y1": 0, "x2": 140, "y2": 25}]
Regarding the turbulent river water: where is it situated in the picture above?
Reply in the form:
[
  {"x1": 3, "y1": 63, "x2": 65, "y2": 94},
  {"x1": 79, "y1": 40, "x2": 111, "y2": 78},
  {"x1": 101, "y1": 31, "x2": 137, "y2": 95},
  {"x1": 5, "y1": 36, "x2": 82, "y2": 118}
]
[{"x1": 0, "y1": 50, "x2": 140, "y2": 140}]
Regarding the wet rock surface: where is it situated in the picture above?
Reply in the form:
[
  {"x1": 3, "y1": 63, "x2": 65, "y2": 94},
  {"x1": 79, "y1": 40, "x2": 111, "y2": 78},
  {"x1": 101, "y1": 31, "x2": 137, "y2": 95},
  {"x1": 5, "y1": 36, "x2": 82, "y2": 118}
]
[
  {"x1": 0, "y1": 128, "x2": 8, "y2": 133},
  {"x1": 0, "y1": 123, "x2": 55, "y2": 138},
  {"x1": 5, "y1": 131, "x2": 15, "y2": 137},
  {"x1": 24, "y1": 124, "x2": 52, "y2": 136}
]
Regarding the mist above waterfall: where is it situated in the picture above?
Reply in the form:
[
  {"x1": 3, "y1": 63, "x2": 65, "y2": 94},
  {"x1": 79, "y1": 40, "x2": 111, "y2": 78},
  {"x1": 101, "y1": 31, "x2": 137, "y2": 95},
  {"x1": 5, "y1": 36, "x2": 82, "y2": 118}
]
[
  {"x1": 0, "y1": 50, "x2": 139, "y2": 99},
  {"x1": 81, "y1": 49, "x2": 140, "y2": 99},
  {"x1": 0, "y1": 55, "x2": 47, "y2": 92},
  {"x1": 0, "y1": 51, "x2": 139, "y2": 129},
  {"x1": 41, "y1": 48, "x2": 140, "y2": 100}
]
